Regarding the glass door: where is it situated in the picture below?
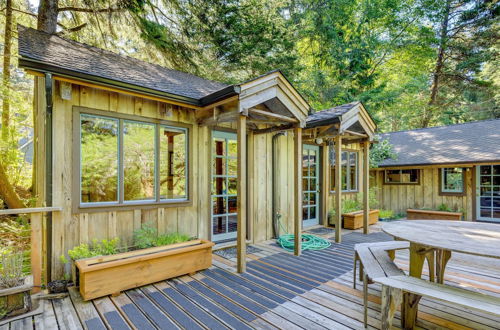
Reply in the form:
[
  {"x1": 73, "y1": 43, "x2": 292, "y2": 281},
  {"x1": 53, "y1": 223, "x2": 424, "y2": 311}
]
[
  {"x1": 303, "y1": 145, "x2": 320, "y2": 227},
  {"x1": 211, "y1": 131, "x2": 238, "y2": 241},
  {"x1": 476, "y1": 165, "x2": 500, "y2": 222}
]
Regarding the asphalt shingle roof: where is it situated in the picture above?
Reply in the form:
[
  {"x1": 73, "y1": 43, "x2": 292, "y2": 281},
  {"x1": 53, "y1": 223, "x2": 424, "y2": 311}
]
[
  {"x1": 306, "y1": 102, "x2": 359, "y2": 128},
  {"x1": 17, "y1": 25, "x2": 228, "y2": 101},
  {"x1": 379, "y1": 119, "x2": 500, "y2": 167}
]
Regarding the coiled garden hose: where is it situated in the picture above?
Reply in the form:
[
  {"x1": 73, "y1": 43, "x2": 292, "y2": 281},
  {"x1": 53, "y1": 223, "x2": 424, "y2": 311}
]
[{"x1": 276, "y1": 215, "x2": 331, "y2": 252}]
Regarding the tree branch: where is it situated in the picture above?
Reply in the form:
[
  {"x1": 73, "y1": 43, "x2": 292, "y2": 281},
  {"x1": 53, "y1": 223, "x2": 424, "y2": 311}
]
[{"x1": 57, "y1": 6, "x2": 124, "y2": 13}]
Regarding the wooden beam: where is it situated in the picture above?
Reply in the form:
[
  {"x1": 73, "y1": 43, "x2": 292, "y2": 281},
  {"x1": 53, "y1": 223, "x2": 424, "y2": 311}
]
[
  {"x1": 363, "y1": 141, "x2": 370, "y2": 235},
  {"x1": 0, "y1": 207, "x2": 62, "y2": 215},
  {"x1": 249, "y1": 108, "x2": 298, "y2": 123},
  {"x1": 344, "y1": 130, "x2": 368, "y2": 138},
  {"x1": 198, "y1": 110, "x2": 239, "y2": 126},
  {"x1": 334, "y1": 135, "x2": 342, "y2": 243},
  {"x1": 294, "y1": 127, "x2": 303, "y2": 255},
  {"x1": 200, "y1": 95, "x2": 239, "y2": 111},
  {"x1": 252, "y1": 124, "x2": 293, "y2": 135},
  {"x1": 237, "y1": 115, "x2": 247, "y2": 273}
]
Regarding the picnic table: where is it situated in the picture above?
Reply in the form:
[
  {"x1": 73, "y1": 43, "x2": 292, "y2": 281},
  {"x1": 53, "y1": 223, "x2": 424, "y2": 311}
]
[
  {"x1": 382, "y1": 220, "x2": 500, "y2": 328},
  {"x1": 382, "y1": 220, "x2": 500, "y2": 282}
]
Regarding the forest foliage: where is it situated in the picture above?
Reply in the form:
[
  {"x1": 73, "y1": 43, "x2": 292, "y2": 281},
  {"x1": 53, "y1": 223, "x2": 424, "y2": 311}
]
[{"x1": 0, "y1": 0, "x2": 498, "y2": 207}]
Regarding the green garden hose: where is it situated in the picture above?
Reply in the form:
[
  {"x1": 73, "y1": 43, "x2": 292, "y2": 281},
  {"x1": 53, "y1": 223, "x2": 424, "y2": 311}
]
[{"x1": 275, "y1": 216, "x2": 331, "y2": 252}]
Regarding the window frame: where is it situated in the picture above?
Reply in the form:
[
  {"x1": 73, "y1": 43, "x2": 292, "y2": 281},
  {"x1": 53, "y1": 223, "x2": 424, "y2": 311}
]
[
  {"x1": 383, "y1": 169, "x2": 420, "y2": 185},
  {"x1": 329, "y1": 149, "x2": 359, "y2": 194},
  {"x1": 439, "y1": 167, "x2": 466, "y2": 196},
  {"x1": 73, "y1": 106, "x2": 193, "y2": 212}
]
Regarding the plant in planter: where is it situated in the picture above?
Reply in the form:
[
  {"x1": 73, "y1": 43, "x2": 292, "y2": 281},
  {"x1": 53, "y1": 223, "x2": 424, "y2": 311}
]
[
  {"x1": 341, "y1": 188, "x2": 381, "y2": 229},
  {"x1": 407, "y1": 203, "x2": 462, "y2": 220},
  {"x1": 63, "y1": 238, "x2": 120, "y2": 287},
  {"x1": 0, "y1": 250, "x2": 32, "y2": 319},
  {"x1": 379, "y1": 209, "x2": 396, "y2": 221},
  {"x1": 74, "y1": 225, "x2": 214, "y2": 301}
]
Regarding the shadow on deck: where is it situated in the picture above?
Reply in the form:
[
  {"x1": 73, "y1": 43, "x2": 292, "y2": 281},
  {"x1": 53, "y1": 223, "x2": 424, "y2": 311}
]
[{"x1": 2, "y1": 231, "x2": 499, "y2": 329}]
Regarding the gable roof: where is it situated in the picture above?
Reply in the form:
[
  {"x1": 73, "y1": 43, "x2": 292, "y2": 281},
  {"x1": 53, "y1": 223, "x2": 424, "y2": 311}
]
[
  {"x1": 378, "y1": 119, "x2": 500, "y2": 167},
  {"x1": 18, "y1": 25, "x2": 231, "y2": 106},
  {"x1": 306, "y1": 102, "x2": 359, "y2": 128}
]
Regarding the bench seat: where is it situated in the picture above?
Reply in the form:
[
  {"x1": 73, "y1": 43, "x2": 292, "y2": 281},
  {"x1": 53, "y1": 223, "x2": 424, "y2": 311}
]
[{"x1": 375, "y1": 275, "x2": 500, "y2": 328}]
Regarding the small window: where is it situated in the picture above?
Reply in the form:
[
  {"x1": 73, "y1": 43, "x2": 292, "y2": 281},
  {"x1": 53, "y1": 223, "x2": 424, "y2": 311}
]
[
  {"x1": 440, "y1": 168, "x2": 464, "y2": 194},
  {"x1": 330, "y1": 149, "x2": 358, "y2": 192},
  {"x1": 384, "y1": 169, "x2": 419, "y2": 184},
  {"x1": 79, "y1": 112, "x2": 188, "y2": 208}
]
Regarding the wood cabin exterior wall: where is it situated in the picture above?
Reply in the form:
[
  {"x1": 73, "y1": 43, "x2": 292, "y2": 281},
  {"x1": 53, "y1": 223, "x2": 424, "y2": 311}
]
[
  {"x1": 35, "y1": 79, "x2": 301, "y2": 277},
  {"x1": 371, "y1": 167, "x2": 474, "y2": 220}
]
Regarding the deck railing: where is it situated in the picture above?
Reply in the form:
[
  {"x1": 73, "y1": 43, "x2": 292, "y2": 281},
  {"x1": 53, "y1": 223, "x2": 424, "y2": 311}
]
[{"x1": 0, "y1": 207, "x2": 62, "y2": 293}]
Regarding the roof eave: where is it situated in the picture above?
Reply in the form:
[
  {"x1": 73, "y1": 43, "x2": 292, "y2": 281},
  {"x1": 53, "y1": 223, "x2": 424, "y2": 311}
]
[
  {"x1": 378, "y1": 159, "x2": 500, "y2": 168},
  {"x1": 19, "y1": 57, "x2": 204, "y2": 107},
  {"x1": 199, "y1": 85, "x2": 241, "y2": 106}
]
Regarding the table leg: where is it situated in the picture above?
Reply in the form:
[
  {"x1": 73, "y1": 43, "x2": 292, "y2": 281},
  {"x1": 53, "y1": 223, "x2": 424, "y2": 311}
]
[
  {"x1": 436, "y1": 249, "x2": 452, "y2": 284},
  {"x1": 425, "y1": 251, "x2": 435, "y2": 282},
  {"x1": 402, "y1": 243, "x2": 429, "y2": 329}
]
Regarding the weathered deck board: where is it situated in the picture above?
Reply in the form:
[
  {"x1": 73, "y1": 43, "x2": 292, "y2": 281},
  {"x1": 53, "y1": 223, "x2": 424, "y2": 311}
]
[{"x1": 3, "y1": 231, "x2": 500, "y2": 329}]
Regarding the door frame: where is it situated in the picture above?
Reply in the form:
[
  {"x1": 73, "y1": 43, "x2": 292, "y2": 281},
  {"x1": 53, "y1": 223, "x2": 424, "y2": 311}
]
[
  {"x1": 302, "y1": 144, "x2": 320, "y2": 228},
  {"x1": 475, "y1": 164, "x2": 500, "y2": 223}
]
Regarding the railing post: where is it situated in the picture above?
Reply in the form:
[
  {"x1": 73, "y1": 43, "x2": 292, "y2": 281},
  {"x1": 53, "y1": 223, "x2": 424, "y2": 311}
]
[{"x1": 30, "y1": 212, "x2": 43, "y2": 293}]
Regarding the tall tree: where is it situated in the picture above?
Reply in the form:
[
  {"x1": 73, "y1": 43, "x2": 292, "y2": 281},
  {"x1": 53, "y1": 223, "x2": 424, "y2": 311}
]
[{"x1": 2, "y1": 0, "x2": 13, "y2": 141}]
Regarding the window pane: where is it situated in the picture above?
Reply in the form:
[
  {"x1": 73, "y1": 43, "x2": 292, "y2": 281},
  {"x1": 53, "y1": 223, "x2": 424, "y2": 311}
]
[
  {"x1": 349, "y1": 152, "x2": 357, "y2": 191},
  {"x1": 213, "y1": 138, "x2": 225, "y2": 156},
  {"x1": 80, "y1": 114, "x2": 118, "y2": 203},
  {"x1": 443, "y1": 168, "x2": 463, "y2": 192},
  {"x1": 124, "y1": 121, "x2": 156, "y2": 201},
  {"x1": 159, "y1": 126, "x2": 187, "y2": 200},
  {"x1": 341, "y1": 152, "x2": 348, "y2": 190},
  {"x1": 386, "y1": 169, "x2": 418, "y2": 184}
]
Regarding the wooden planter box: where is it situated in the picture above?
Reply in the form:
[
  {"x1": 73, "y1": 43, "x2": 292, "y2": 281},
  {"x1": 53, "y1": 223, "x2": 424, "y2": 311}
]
[
  {"x1": 407, "y1": 209, "x2": 462, "y2": 221},
  {"x1": 343, "y1": 209, "x2": 379, "y2": 230},
  {"x1": 0, "y1": 284, "x2": 32, "y2": 320},
  {"x1": 76, "y1": 239, "x2": 214, "y2": 301}
]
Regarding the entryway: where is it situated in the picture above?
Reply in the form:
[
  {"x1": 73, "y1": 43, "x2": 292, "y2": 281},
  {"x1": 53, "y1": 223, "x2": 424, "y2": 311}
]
[
  {"x1": 476, "y1": 165, "x2": 500, "y2": 222},
  {"x1": 211, "y1": 131, "x2": 238, "y2": 242},
  {"x1": 303, "y1": 145, "x2": 320, "y2": 227}
]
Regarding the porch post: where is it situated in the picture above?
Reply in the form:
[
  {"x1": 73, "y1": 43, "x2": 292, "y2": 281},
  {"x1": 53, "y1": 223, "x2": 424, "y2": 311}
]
[
  {"x1": 334, "y1": 135, "x2": 342, "y2": 243},
  {"x1": 294, "y1": 127, "x2": 302, "y2": 255},
  {"x1": 237, "y1": 114, "x2": 247, "y2": 273},
  {"x1": 321, "y1": 145, "x2": 329, "y2": 225},
  {"x1": 363, "y1": 141, "x2": 370, "y2": 234}
]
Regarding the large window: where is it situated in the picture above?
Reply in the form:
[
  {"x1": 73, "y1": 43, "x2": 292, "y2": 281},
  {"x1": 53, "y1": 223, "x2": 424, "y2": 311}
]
[
  {"x1": 384, "y1": 169, "x2": 419, "y2": 184},
  {"x1": 79, "y1": 111, "x2": 188, "y2": 207},
  {"x1": 440, "y1": 168, "x2": 464, "y2": 194},
  {"x1": 329, "y1": 149, "x2": 358, "y2": 192}
]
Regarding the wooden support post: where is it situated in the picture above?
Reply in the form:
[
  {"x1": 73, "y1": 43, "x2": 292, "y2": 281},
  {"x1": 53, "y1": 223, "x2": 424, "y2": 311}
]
[
  {"x1": 31, "y1": 212, "x2": 43, "y2": 293},
  {"x1": 334, "y1": 135, "x2": 342, "y2": 243},
  {"x1": 363, "y1": 141, "x2": 370, "y2": 235},
  {"x1": 294, "y1": 127, "x2": 302, "y2": 256},
  {"x1": 237, "y1": 115, "x2": 247, "y2": 273},
  {"x1": 321, "y1": 145, "x2": 329, "y2": 225}
]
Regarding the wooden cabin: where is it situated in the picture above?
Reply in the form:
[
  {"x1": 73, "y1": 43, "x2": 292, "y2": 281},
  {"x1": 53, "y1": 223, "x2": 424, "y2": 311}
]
[
  {"x1": 18, "y1": 26, "x2": 376, "y2": 280},
  {"x1": 371, "y1": 119, "x2": 500, "y2": 222}
]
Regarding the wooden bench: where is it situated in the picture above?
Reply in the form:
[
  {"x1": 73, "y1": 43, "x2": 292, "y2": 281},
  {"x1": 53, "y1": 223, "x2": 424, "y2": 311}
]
[
  {"x1": 353, "y1": 241, "x2": 408, "y2": 327},
  {"x1": 375, "y1": 275, "x2": 500, "y2": 329}
]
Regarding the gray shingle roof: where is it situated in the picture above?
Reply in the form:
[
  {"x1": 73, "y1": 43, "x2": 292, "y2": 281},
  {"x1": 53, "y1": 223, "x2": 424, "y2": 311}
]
[
  {"x1": 379, "y1": 119, "x2": 500, "y2": 167},
  {"x1": 306, "y1": 102, "x2": 359, "y2": 128},
  {"x1": 18, "y1": 25, "x2": 228, "y2": 102}
]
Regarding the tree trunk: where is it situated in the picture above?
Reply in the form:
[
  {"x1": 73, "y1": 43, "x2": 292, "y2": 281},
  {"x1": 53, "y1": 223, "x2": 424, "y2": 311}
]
[
  {"x1": 37, "y1": 0, "x2": 59, "y2": 34},
  {"x1": 0, "y1": 160, "x2": 25, "y2": 209},
  {"x1": 421, "y1": 0, "x2": 452, "y2": 128},
  {"x1": 1, "y1": 0, "x2": 13, "y2": 141}
]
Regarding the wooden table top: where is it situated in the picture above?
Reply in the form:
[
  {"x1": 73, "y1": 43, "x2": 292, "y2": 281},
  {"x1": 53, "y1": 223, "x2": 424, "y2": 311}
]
[{"x1": 382, "y1": 220, "x2": 500, "y2": 259}]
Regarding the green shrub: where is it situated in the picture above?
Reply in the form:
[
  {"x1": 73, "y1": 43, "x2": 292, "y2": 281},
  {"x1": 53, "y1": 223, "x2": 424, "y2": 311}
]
[
  {"x1": 67, "y1": 238, "x2": 119, "y2": 261},
  {"x1": 133, "y1": 225, "x2": 190, "y2": 249},
  {"x1": 379, "y1": 209, "x2": 395, "y2": 219},
  {"x1": 342, "y1": 199, "x2": 362, "y2": 213},
  {"x1": 437, "y1": 203, "x2": 452, "y2": 212}
]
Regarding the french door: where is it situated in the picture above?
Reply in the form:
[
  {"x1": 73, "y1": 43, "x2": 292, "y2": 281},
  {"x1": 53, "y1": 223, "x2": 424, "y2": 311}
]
[
  {"x1": 211, "y1": 131, "x2": 238, "y2": 241},
  {"x1": 303, "y1": 145, "x2": 320, "y2": 227},
  {"x1": 476, "y1": 165, "x2": 500, "y2": 222}
]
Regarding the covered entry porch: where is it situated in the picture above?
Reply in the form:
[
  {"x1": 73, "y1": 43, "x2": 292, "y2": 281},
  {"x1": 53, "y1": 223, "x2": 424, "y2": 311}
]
[{"x1": 197, "y1": 71, "x2": 377, "y2": 273}]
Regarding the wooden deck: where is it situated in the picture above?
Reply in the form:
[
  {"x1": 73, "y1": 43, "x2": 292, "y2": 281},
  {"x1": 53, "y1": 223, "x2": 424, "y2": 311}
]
[{"x1": 2, "y1": 230, "x2": 499, "y2": 330}]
